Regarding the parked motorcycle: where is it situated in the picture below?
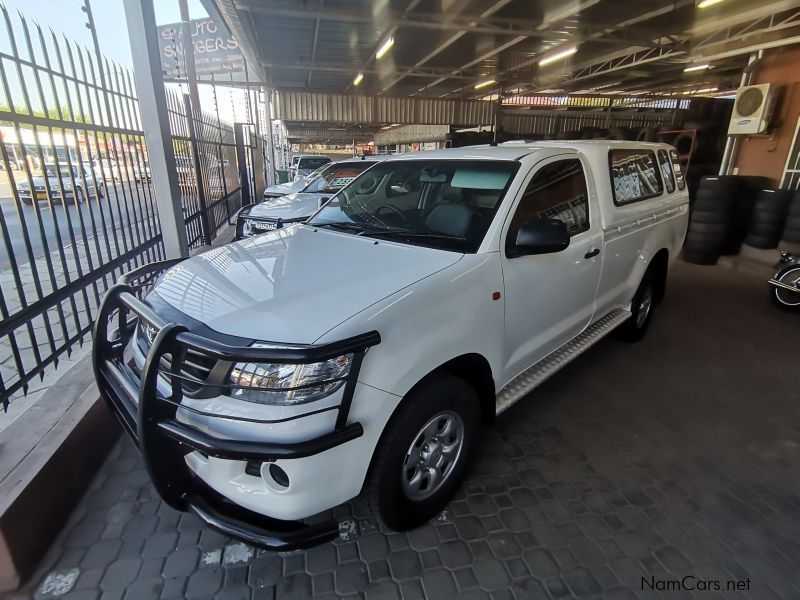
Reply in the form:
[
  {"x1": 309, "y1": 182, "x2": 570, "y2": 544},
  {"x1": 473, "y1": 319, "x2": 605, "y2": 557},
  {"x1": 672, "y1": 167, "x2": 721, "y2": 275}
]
[{"x1": 769, "y1": 251, "x2": 800, "y2": 310}]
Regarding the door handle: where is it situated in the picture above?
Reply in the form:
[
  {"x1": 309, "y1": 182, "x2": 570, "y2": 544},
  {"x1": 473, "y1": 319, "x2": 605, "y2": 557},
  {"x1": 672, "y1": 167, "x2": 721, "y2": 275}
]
[{"x1": 584, "y1": 248, "x2": 600, "y2": 259}]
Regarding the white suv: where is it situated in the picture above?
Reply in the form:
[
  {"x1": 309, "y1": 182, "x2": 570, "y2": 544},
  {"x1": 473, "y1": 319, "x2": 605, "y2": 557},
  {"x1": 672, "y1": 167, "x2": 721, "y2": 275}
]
[
  {"x1": 94, "y1": 141, "x2": 688, "y2": 550},
  {"x1": 289, "y1": 154, "x2": 331, "y2": 181}
]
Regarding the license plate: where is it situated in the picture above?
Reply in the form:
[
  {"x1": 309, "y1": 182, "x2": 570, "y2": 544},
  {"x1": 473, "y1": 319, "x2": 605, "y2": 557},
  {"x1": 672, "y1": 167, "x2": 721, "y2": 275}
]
[
  {"x1": 251, "y1": 220, "x2": 277, "y2": 231},
  {"x1": 35, "y1": 192, "x2": 47, "y2": 200}
]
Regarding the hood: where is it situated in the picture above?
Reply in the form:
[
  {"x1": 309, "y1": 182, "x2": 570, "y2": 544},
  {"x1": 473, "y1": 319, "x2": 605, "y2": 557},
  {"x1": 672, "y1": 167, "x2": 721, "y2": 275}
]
[
  {"x1": 149, "y1": 225, "x2": 463, "y2": 344},
  {"x1": 19, "y1": 176, "x2": 54, "y2": 189},
  {"x1": 264, "y1": 180, "x2": 305, "y2": 196},
  {"x1": 248, "y1": 192, "x2": 327, "y2": 220}
]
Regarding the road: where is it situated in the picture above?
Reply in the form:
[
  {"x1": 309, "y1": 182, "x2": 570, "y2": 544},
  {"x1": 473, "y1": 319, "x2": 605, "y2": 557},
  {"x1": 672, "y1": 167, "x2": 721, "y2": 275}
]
[{"x1": 0, "y1": 180, "x2": 160, "y2": 271}]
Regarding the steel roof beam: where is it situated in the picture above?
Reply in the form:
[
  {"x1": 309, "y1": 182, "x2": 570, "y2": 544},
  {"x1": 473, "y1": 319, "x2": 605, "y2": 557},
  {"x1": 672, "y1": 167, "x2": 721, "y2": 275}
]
[
  {"x1": 305, "y1": 1, "x2": 322, "y2": 89},
  {"x1": 234, "y1": 0, "x2": 589, "y2": 40},
  {"x1": 378, "y1": 0, "x2": 514, "y2": 95},
  {"x1": 261, "y1": 62, "x2": 476, "y2": 80}
]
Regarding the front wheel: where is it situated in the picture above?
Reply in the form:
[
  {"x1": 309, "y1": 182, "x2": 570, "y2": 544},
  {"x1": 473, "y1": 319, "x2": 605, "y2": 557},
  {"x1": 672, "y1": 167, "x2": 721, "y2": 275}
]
[
  {"x1": 614, "y1": 273, "x2": 655, "y2": 342},
  {"x1": 366, "y1": 373, "x2": 480, "y2": 531},
  {"x1": 771, "y1": 266, "x2": 800, "y2": 311}
]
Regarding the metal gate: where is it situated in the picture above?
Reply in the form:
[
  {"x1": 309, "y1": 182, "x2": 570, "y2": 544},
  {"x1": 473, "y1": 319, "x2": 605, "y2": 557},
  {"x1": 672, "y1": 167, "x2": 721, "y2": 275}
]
[{"x1": 234, "y1": 122, "x2": 266, "y2": 205}]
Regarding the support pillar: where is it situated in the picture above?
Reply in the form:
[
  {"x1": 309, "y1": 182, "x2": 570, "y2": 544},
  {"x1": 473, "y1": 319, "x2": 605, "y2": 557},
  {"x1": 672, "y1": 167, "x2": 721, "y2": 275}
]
[{"x1": 123, "y1": 0, "x2": 189, "y2": 258}]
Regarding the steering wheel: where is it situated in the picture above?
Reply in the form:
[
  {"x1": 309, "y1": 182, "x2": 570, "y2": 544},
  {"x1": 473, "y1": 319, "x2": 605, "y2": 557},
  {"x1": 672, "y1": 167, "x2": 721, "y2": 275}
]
[{"x1": 375, "y1": 204, "x2": 409, "y2": 226}]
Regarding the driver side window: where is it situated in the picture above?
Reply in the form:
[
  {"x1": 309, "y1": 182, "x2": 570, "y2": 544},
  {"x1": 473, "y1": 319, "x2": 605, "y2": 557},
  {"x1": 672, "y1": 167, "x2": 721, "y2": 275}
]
[{"x1": 507, "y1": 159, "x2": 589, "y2": 251}]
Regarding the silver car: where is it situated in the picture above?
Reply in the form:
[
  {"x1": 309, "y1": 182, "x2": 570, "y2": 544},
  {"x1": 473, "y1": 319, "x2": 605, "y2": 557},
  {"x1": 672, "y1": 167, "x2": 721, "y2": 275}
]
[
  {"x1": 17, "y1": 163, "x2": 102, "y2": 205},
  {"x1": 236, "y1": 156, "x2": 390, "y2": 239}
]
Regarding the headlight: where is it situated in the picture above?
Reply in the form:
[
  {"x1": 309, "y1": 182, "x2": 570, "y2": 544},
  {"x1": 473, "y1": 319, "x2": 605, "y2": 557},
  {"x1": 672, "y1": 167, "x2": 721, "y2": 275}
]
[{"x1": 228, "y1": 349, "x2": 352, "y2": 405}]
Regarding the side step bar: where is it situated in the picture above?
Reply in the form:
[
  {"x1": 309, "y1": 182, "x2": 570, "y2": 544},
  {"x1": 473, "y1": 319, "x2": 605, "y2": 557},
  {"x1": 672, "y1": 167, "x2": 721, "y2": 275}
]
[{"x1": 496, "y1": 309, "x2": 631, "y2": 415}]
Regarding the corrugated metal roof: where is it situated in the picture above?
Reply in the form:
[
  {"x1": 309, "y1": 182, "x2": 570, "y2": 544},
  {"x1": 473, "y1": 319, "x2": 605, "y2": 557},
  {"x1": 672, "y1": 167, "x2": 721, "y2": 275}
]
[{"x1": 219, "y1": 0, "x2": 792, "y2": 103}]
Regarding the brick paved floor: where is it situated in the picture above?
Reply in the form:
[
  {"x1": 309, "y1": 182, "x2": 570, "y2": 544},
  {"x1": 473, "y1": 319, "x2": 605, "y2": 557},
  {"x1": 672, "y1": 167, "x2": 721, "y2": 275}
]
[{"x1": 10, "y1": 261, "x2": 800, "y2": 600}]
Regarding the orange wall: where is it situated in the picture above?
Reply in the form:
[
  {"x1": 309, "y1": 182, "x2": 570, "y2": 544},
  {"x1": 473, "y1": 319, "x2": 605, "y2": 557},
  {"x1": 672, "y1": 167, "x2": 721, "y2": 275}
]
[{"x1": 733, "y1": 46, "x2": 800, "y2": 186}]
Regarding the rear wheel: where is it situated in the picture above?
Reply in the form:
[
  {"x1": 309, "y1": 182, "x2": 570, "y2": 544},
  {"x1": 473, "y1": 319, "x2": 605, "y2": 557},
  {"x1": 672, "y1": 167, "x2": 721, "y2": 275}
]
[
  {"x1": 771, "y1": 266, "x2": 800, "y2": 311},
  {"x1": 366, "y1": 373, "x2": 480, "y2": 530},
  {"x1": 614, "y1": 273, "x2": 655, "y2": 342}
]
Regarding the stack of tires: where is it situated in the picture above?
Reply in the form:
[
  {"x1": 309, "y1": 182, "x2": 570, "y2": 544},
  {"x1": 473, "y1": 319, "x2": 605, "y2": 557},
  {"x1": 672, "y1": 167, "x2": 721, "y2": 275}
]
[
  {"x1": 781, "y1": 192, "x2": 800, "y2": 244},
  {"x1": 743, "y1": 189, "x2": 793, "y2": 249},
  {"x1": 724, "y1": 175, "x2": 769, "y2": 254},
  {"x1": 683, "y1": 176, "x2": 741, "y2": 265}
]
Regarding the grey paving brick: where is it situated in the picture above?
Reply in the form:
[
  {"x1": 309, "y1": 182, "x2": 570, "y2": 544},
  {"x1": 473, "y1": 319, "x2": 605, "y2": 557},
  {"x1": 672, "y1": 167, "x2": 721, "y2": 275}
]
[
  {"x1": 487, "y1": 531, "x2": 521, "y2": 559},
  {"x1": 364, "y1": 580, "x2": 401, "y2": 600},
  {"x1": 162, "y1": 548, "x2": 199, "y2": 578},
  {"x1": 367, "y1": 559, "x2": 391, "y2": 582},
  {"x1": 569, "y1": 538, "x2": 607, "y2": 568},
  {"x1": 248, "y1": 555, "x2": 282, "y2": 588},
  {"x1": 388, "y1": 550, "x2": 422, "y2": 581},
  {"x1": 99, "y1": 558, "x2": 141, "y2": 591},
  {"x1": 654, "y1": 545, "x2": 692, "y2": 573},
  {"x1": 81, "y1": 540, "x2": 122, "y2": 570},
  {"x1": 523, "y1": 548, "x2": 559, "y2": 578},
  {"x1": 185, "y1": 567, "x2": 223, "y2": 599},
  {"x1": 123, "y1": 577, "x2": 163, "y2": 600},
  {"x1": 141, "y1": 533, "x2": 178, "y2": 559},
  {"x1": 276, "y1": 573, "x2": 313, "y2": 599},
  {"x1": 472, "y1": 558, "x2": 510, "y2": 591},
  {"x1": 158, "y1": 577, "x2": 186, "y2": 600},
  {"x1": 420, "y1": 568, "x2": 458, "y2": 598},
  {"x1": 357, "y1": 534, "x2": 390, "y2": 561},
  {"x1": 213, "y1": 585, "x2": 251, "y2": 600},
  {"x1": 334, "y1": 562, "x2": 369, "y2": 595},
  {"x1": 312, "y1": 572, "x2": 335, "y2": 595}
]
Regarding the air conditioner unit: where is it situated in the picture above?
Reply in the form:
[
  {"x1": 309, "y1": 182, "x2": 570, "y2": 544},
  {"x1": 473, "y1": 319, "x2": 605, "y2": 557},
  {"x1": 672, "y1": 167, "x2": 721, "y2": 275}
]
[{"x1": 727, "y1": 84, "x2": 776, "y2": 135}]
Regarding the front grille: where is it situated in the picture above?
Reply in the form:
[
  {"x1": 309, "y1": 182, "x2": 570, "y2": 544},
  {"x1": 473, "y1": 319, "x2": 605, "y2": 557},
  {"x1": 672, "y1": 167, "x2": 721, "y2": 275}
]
[{"x1": 136, "y1": 320, "x2": 217, "y2": 394}]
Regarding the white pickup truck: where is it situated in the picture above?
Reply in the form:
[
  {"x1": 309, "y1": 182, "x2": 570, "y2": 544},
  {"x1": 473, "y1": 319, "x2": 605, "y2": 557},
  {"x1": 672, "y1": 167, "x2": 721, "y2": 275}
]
[{"x1": 93, "y1": 141, "x2": 688, "y2": 550}]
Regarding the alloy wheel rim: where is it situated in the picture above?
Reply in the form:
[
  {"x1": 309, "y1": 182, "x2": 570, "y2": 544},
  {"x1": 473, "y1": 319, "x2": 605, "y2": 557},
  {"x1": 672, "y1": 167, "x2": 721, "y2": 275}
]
[
  {"x1": 401, "y1": 411, "x2": 464, "y2": 501},
  {"x1": 636, "y1": 287, "x2": 653, "y2": 328}
]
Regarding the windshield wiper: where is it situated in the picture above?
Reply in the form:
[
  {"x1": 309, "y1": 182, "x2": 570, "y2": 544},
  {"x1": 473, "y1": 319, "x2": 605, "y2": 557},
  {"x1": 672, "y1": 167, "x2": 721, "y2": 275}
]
[
  {"x1": 359, "y1": 229, "x2": 468, "y2": 241},
  {"x1": 312, "y1": 221, "x2": 388, "y2": 235}
]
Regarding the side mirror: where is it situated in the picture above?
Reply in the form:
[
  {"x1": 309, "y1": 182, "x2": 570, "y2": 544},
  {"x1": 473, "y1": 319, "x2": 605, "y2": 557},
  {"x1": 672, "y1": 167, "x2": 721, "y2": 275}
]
[
  {"x1": 317, "y1": 197, "x2": 330, "y2": 209},
  {"x1": 509, "y1": 218, "x2": 570, "y2": 257}
]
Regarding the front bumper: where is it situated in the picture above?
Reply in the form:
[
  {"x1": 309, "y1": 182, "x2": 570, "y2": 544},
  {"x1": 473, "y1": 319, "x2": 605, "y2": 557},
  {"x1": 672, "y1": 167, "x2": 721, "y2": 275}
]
[{"x1": 92, "y1": 259, "x2": 380, "y2": 550}]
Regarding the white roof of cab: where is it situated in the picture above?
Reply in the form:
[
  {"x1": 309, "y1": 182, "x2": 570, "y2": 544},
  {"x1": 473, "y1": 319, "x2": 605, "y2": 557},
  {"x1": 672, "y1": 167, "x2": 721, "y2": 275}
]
[{"x1": 378, "y1": 140, "x2": 675, "y2": 162}]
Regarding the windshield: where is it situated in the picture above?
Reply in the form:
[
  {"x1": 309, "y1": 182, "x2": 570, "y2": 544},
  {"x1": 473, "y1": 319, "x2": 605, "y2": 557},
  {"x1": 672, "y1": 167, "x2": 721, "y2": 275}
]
[
  {"x1": 45, "y1": 165, "x2": 77, "y2": 178},
  {"x1": 298, "y1": 156, "x2": 330, "y2": 169},
  {"x1": 302, "y1": 161, "x2": 375, "y2": 194},
  {"x1": 307, "y1": 159, "x2": 520, "y2": 253}
]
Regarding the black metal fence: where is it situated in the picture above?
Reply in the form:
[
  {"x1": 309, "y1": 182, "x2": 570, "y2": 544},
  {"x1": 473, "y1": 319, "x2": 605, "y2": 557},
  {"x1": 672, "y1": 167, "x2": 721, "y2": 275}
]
[
  {"x1": 0, "y1": 6, "x2": 255, "y2": 410},
  {"x1": 165, "y1": 88, "x2": 241, "y2": 248}
]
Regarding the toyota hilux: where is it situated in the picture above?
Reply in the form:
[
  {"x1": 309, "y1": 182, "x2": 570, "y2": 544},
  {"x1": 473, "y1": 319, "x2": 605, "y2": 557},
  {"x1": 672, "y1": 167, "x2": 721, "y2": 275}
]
[{"x1": 93, "y1": 141, "x2": 689, "y2": 550}]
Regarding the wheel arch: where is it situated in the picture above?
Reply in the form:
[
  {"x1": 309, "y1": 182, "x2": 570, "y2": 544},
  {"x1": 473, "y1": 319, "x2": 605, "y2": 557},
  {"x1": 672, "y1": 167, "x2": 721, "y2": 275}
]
[
  {"x1": 650, "y1": 247, "x2": 669, "y2": 303},
  {"x1": 380, "y1": 352, "x2": 497, "y2": 433}
]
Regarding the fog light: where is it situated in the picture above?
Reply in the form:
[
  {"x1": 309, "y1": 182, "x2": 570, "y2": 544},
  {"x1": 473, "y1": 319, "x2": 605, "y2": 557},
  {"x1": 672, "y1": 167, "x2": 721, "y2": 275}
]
[{"x1": 268, "y1": 464, "x2": 290, "y2": 488}]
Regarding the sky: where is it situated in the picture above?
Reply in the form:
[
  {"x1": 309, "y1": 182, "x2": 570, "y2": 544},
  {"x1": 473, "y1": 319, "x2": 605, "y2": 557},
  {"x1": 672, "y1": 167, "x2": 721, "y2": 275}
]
[
  {"x1": 1, "y1": 0, "x2": 209, "y2": 69},
  {"x1": 0, "y1": 0, "x2": 257, "y2": 124}
]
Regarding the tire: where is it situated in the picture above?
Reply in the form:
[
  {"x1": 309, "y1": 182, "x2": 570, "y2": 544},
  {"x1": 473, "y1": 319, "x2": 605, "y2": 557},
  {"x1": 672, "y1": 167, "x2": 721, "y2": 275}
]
[
  {"x1": 770, "y1": 265, "x2": 800, "y2": 310},
  {"x1": 682, "y1": 248, "x2": 719, "y2": 265},
  {"x1": 366, "y1": 373, "x2": 480, "y2": 531},
  {"x1": 783, "y1": 216, "x2": 800, "y2": 230},
  {"x1": 672, "y1": 133, "x2": 694, "y2": 156},
  {"x1": 782, "y1": 228, "x2": 800, "y2": 243},
  {"x1": 688, "y1": 223, "x2": 728, "y2": 236},
  {"x1": 690, "y1": 210, "x2": 728, "y2": 224},
  {"x1": 74, "y1": 188, "x2": 85, "y2": 205},
  {"x1": 749, "y1": 222, "x2": 783, "y2": 237},
  {"x1": 614, "y1": 272, "x2": 656, "y2": 341},
  {"x1": 743, "y1": 233, "x2": 779, "y2": 249}
]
